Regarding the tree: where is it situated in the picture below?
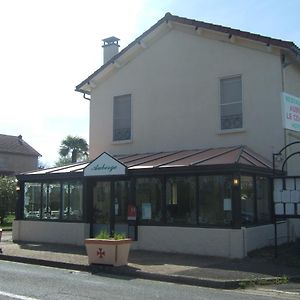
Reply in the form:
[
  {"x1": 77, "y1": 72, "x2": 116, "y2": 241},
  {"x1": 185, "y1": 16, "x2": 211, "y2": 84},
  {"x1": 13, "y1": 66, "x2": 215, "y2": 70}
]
[
  {"x1": 57, "y1": 135, "x2": 88, "y2": 165},
  {"x1": 0, "y1": 176, "x2": 17, "y2": 225}
]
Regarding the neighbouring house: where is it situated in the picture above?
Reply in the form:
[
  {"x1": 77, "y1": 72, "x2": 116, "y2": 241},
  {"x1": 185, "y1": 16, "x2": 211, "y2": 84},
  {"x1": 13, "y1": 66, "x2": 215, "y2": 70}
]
[
  {"x1": 0, "y1": 134, "x2": 41, "y2": 176},
  {"x1": 13, "y1": 13, "x2": 300, "y2": 258}
]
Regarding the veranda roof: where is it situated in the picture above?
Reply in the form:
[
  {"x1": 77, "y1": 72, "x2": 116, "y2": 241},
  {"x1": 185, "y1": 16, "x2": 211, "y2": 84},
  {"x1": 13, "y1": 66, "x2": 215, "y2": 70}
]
[{"x1": 17, "y1": 146, "x2": 274, "y2": 181}]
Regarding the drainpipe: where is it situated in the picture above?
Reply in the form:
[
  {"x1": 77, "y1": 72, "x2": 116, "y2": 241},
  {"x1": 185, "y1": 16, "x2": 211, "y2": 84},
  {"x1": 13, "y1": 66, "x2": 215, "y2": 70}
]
[{"x1": 83, "y1": 93, "x2": 91, "y2": 101}]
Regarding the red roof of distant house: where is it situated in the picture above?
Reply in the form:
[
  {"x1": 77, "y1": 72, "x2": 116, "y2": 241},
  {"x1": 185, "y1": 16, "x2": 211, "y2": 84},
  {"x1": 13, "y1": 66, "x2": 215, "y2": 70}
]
[{"x1": 0, "y1": 134, "x2": 41, "y2": 157}]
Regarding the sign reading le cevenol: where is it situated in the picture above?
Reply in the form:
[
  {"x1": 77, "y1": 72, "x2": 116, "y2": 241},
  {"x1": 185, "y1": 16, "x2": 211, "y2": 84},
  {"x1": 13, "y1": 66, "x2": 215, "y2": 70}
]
[
  {"x1": 282, "y1": 92, "x2": 300, "y2": 132},
  {"x1": 84, "y1": 152, "x2": 126, "y2": 176}
]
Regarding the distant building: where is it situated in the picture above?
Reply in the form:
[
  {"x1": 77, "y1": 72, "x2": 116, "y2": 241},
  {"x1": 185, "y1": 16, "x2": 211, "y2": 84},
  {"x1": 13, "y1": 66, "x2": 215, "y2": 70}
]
[{"x1": 0, "y1": 134, "x2": 41, "y2": 175}]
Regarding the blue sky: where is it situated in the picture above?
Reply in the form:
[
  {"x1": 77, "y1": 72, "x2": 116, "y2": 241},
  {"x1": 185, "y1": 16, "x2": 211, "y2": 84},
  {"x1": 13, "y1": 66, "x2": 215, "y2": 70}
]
[{"x1": 0, "y1": 0, "x2": 299, "y2": 167}]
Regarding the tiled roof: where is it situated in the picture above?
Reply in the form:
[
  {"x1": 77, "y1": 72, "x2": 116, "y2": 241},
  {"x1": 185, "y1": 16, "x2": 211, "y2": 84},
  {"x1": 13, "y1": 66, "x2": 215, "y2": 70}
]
[
  {"x1": 0, "y1": 134, "x2": 41, "y2": 157},
  {"x1": 167, "y1": 13, "x2": 299, "y2": 52},
  {"x1": 18, "y1": 145, "x2": 272, "y2": 178},
  {"x1": 76, "y1": 13, "x2": 300, "y2": 94}
]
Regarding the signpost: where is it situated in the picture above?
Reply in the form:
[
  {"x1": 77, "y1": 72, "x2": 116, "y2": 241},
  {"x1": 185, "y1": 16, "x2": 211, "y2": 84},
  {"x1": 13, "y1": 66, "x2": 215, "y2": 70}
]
[{"x1": 282, "y1": 92, "x2": 300, "y2": 132}]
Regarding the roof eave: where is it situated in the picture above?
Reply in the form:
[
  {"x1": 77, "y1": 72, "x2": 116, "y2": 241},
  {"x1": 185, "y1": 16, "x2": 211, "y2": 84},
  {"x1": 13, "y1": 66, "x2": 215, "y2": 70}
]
[{"x1": 75, "y1": 12, "x2": 300, "y2": 94}]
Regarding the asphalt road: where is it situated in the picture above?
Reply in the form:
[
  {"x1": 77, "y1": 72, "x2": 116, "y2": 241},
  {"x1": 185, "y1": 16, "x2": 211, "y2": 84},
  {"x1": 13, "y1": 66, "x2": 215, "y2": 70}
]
[{"x1": 0, "y1": 261, "x2": 299, "y2": 300}]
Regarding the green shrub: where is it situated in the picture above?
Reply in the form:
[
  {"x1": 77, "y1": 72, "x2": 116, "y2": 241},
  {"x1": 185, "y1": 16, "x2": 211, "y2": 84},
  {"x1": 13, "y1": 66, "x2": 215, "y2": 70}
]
[{"x1": 95, "y1": 230, "x2": 127, "y2": 240}]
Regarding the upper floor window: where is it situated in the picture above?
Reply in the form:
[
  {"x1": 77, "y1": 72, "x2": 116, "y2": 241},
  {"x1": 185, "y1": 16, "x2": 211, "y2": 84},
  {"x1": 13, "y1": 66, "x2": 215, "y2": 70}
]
[
  {"x1": 113, "y1": 94, "x2": 131, "y2": 141},
  {"x1": 220, "y1": 76, "x2": 242, "y2": 130}
]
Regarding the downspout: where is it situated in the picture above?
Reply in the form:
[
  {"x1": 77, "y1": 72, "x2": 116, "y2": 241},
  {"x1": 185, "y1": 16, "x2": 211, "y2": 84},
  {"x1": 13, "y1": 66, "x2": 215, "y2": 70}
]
[
  {"x1": 281, "y1": 53, "x2": 287, "y2": 166},
  {"x1": 83, "y1": 93, "x2": 91, "y2": 101},
  {"x1": 280, "y1": 53, "x2": 292, "y2": 171}
]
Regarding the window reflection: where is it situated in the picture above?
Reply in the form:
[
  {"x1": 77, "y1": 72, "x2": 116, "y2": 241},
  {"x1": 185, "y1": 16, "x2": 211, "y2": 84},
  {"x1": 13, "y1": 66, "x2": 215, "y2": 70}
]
[
  {"x1": 199, "y1": 176, "x2": 232, "y2": 226},
  {"x1": 24, "y1": 183, "x2": 41, "y2": 219},
  {"x1": 136, "y1": 177, "x2": 162, "y2": 223},
  {"x1": 63, "y1": 182, "x2": 83, "y2": 220},
  {"x1": 166, "y1": 177, "x2": 196, "y2": 225},
  {"x1": 23, "y1": 181, "x2": 83, "y2": 221},
  {"x1": 241, "y1": 176, "x2": 255, "y2": 224}
]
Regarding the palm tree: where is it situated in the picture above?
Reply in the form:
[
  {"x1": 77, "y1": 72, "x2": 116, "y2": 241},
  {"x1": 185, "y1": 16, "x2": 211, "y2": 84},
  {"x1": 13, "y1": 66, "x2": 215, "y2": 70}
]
[{"x1": 59, "y1": 135, "x2": 88, "y2": 163}]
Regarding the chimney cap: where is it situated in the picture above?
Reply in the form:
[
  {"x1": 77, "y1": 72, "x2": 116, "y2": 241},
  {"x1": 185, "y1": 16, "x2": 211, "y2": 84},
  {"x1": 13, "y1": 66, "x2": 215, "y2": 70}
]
[{"x1": 102, "y1": 36, "x2": 120, "y2": 47}]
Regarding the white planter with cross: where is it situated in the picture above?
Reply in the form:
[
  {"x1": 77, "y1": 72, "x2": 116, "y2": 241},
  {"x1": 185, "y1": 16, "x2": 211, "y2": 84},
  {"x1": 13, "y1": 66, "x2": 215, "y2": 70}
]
[{"x1": 84, "y1": 238, "x2": 132, "y2": 266}]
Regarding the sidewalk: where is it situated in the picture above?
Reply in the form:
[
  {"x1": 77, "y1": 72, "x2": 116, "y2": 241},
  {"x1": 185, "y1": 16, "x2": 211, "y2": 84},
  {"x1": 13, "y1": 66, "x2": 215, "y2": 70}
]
[{"x1": 0, "y1": 231, "x2": 300, "y2": 289}]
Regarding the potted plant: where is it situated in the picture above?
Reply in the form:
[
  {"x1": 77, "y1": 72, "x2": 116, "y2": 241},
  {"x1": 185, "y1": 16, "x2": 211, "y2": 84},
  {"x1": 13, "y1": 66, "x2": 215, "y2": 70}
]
[{"x1": 85, "y1": 230, "x2": 132, "y2": 266}]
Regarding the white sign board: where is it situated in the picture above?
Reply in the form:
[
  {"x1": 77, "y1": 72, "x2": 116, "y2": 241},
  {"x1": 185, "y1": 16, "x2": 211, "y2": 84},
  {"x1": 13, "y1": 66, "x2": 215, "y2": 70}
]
[
  {"x1": 84, "y1": 152, "x2": 126, "y2": 176},
  {"x1": 282, "y1": 92, "x2": 300, "y2": 132}
]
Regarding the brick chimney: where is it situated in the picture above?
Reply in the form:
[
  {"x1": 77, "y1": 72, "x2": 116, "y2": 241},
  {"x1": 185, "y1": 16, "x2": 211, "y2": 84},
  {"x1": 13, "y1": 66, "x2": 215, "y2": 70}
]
[{"x1": 102, "y1": 36, "x2": 120, "y2": 64}]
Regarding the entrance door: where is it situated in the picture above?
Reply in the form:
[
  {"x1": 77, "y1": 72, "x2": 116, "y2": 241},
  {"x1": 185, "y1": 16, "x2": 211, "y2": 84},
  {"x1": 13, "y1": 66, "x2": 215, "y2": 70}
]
[
  {"x1": 113, "y1": 180, "x2": 130, "y2": 235},
  {"x1": 92, "y1": 180, "x2": 130, "y2": 237},
  {"x1": 93, "y1": 181, "x2": 111, "y2": 236}
]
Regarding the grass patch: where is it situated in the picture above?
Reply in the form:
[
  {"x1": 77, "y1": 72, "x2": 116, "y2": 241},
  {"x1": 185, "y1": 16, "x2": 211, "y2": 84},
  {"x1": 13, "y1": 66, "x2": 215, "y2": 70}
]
[{"x1": 239, "y1": 275, "x2": 289, "y2": 289}]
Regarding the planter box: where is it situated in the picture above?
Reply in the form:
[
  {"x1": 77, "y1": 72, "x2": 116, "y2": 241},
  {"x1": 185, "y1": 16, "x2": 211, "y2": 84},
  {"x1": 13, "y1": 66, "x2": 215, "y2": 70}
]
[{"x1": 85, "y1": 238, "x2": 132, "y2": 266}]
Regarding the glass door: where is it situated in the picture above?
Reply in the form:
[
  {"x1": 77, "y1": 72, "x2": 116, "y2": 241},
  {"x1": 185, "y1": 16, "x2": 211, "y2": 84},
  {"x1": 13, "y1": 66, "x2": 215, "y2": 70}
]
[
  {"x1": 92, "y1": 180, "x2": 130, "y2": 237},
  {"x1": 93, "y1": 181, "x2": 111, "y2": 237},
  {"x1": 113, "y1": 180, "x2": 130, "y2": 235}
]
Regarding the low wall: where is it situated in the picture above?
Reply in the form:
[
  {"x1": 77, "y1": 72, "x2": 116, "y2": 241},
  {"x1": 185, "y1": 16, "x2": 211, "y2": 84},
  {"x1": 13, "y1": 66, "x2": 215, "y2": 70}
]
[
  {"x1": 245, "y1": 222, "x2": 289, "y2": 253},
  {"x1": 288, "y1": 219, "x2": 300, "y2": 240},
  {"x1": 133, "y1": 226, "x2": 247, "y2": 258},
  {"x1": 12, "y1": 220, "x2": 300, "y2": 257},
  {"x1": 12, "y1": 221, "x2": 90, "y2": 246}
]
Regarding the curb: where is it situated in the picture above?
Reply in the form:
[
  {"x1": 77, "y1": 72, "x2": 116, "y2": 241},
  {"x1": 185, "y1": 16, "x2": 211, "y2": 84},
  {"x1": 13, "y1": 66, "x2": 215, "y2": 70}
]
[
  {"x1": 91, "y1": 266, "x2": 241, "y2": 289},
  {"x1": 0, "y1": 254, "x2": 293, "y2": 290},
  {"x1": 0, "y1": 254, "x2": 89, "y2": 272},
  {"x1": 0, "y1": 254, "x2": 239, "y2": 289}
]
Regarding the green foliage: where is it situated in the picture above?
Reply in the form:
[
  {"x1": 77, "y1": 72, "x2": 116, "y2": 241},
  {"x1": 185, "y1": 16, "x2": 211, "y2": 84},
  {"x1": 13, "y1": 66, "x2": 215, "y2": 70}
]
[
  {"x1": 1, "y1": 213, "x2": 14, "y2": 230},
  {"x1": 54, "y1": 156, "x2": 73, "y2": 167},
  {"x1": 95, "y1": 230, "x2": 127, "y2": 240},
  {"x1": 0, "y1": 177, "x2": 17, "y2": 225},
  {"x1": 58, "y1": 135, "x2": 88, "y2": 164},
  {"x1": 95, "y1": 230, "x2": 110, "y2": 239},
  {"x1": 239, "y1": 276, "x2": 289, "y2": 289},
  {"x1": 113, "y1": 232, "x2": 127, "y2": 240}
]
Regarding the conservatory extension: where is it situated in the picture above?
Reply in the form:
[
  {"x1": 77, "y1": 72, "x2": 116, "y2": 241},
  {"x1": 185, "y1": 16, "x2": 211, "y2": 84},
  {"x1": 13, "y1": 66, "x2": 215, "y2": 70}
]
[{"x1": 13, "y1": 146, "x2": 276, "y2": 258}]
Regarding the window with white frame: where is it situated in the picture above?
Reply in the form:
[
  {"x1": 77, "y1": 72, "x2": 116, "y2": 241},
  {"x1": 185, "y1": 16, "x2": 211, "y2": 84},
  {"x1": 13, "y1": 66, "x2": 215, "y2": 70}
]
[
  {"x1": 113, "y1": 94, "x2": 131, "y2": 141},
  {"x1": 220, "y1": 76, "x2": 243, "y2": 130}
]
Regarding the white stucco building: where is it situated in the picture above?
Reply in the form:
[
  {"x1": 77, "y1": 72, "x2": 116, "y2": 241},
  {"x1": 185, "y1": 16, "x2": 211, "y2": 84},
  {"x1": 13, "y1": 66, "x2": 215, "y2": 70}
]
[{"x1": 14, "y1": 13, "x2": 300, "y2": 258}]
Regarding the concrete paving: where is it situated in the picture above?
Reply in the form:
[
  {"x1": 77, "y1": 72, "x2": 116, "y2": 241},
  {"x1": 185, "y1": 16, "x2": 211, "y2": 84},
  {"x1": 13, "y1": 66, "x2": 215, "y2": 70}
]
[{"x1": 0, "y1": 231, "x2": 300, "y2": 289}]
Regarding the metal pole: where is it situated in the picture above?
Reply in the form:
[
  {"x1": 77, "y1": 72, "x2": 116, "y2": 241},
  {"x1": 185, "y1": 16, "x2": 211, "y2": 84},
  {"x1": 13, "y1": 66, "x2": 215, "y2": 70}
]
[{"x1": 272, "y1": 153, "x2": 278, "y2": 258}]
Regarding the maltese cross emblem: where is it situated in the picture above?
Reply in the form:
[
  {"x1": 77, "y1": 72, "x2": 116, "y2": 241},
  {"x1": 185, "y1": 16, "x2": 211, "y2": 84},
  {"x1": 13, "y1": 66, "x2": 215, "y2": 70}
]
[{"x1": 97, "y1": 248, "x2": 105, "y2": 258}]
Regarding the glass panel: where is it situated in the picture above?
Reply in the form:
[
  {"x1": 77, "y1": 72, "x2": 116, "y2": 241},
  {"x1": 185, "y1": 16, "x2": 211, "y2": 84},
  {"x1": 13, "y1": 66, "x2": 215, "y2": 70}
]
[
  {"x1": 221, "y1": 103, "x2": 242, "y2": 116},
  {"x1": 221, "y1": 76, "x2": 242, "y2": 104},
  {"x1": 166, "y1": 176, "x2": 196, "y2": 225},
  {"x1": 136, "y1": 177, "x2": 162, "y2": 223},
  {"x1": 48, "y1": 183, "x2": 61, "y2": 219},
  {"x1": 114, "y1": 181, "x2": 130, "y2": 224},
  {"x1": 221, "y1": 113, "x2": 243, "y2": 129},
  {"x1": 199, "y1": 176, "x2": 232, "y2": 226},
  {"x1": 220, "y1": 76, "x2": 242, "y2": 130},
  {"x1": 93, "y1": 181, "x2": 110, "y2": 225},
  {"x1": 113, "y1": 94, "x2": 131, "y2": 141},
  {"x1": 241, "y1": 176, "x2": 255, "y2": 224},
  {"x1": 256, "y1": 177, "x2": 271, "y2": 223},
  {"x1": 24, "y1": 183, "x2": 41, "y2": 219},
  {"x1": 41, "y1": 184, "x2": 49, "y2": 219},
  {"x1": 62, "y1": 181, "x2": 83, "y2": 220}
]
